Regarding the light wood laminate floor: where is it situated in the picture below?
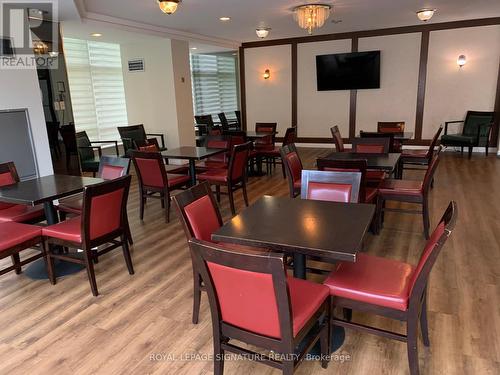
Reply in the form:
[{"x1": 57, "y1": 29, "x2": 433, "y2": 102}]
[{"x1": 0, "y1": 149, "x2": 499, "y2": 375}]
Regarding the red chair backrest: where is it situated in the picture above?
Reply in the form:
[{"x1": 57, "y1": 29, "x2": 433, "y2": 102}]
[
  {"x1": 97, "y1": 156, "x2": 130, "y2": 180},
  {"x1": 131, "y1": 152, "x2": 167, "y2": 189},
  {"x1": 255, "y1": 122, "x2": 277, "y2": 146},
  {"x1": 82, "y1": 176, "x2": 131, "y2": 243},
  {"x1": 355, "y1": 144, "x2": 385, "y2": 154},
  {"x1": 377, "y1": 122, "x2": 405, "y2": 133},
  {"x1": 301, "y1": 169, "x2": 361, "y2": 203},
  {"x1": 206, "y1": 139, "x2": 229, "y2": 163},
  {"x1": 426, "y1": 126, "x2": 443, "y2": 159},
  {"x1": 189, "y1": 239, "x2": 292, "y2": 340},
  {"x1": 286, "y1": 152, "x2": 302, "y2": 183},
  {"x1": 138, "y1": 144, "x2": 159, "y2": 152},
  {"x1": 282, "y1": 127, "x2": 296, "y2": 146},
  {"x1": 101, "y1": 165, "x2": 127, "y2": 180},
  {"x1": 184, "y1": 195, "x2": 221, "y2": 241},
  {"x1": 408, "y1": 202, "x2": 457, "y2": 301},
  {"x1": 228, "y1": 142, "x2": 251, "y2": 181},
  {"x1": 0, "y1": 162, "x2": 18, "y2": 210},
  {"x1": 317, "y1": 159, "x2": 369, "y2": 203},
  {"x1": 422, "y1": 150, "x2": 441, "y2": 194}
]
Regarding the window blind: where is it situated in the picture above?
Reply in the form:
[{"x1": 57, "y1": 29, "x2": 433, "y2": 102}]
[
  {"x1": 64, "y1": 38, "x2": 128, "y2": 141},
  {"x1": 190, "y1": 53, "x2": 239, "y2": 117}
]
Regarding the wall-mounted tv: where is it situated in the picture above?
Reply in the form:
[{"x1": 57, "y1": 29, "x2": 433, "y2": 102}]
[{"x1": 316, "y1": 51, "x2": 380, "y2": 91}]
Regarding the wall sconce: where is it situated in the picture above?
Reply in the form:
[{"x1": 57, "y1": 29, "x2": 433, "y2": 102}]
[
  {"x1": 457, "y1": 55, "x2": 467, "y2": 68},
  {"x1": 263, "y1": 69, "x2": 270, "y2": 80}
]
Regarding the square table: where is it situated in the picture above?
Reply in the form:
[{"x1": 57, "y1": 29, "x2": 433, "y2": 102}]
[
  {"x1": 319, "y1": 152, "x2": 401, "y2": 174},
  {"x1": 0, "y1": 174, "x2": 104, "y2": 278},
  {"x1": 393, "y1": 132, "x2": 414, "y2": 141},
  {"x1": 212, "y1": 195, "x2": 375, "y2": 279},
  {"x1": 161, "y1": 147, "x2": 226, "y2": 186}
]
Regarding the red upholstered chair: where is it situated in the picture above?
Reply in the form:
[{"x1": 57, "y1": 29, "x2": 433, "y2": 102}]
[
  {"x1": 131, "y1": 151, "x2": 190, "y2": 223},
  {"x1": 316, "y1": 159, "x2": 377, "y2": 204},
  {"x1": 377, "y1": 122, "x2": 405, "y2": 152},
  {"x1": 197, "y1": 142, "x2": 251, "y2": 216},
  {"x1": 376, "y1": 147, "x2": 442, "y2": 239},
  {"x1": 401, "y1": 126, "x2": 443, "y2": 178},
  {"x1": 57, "y1": 156, "x2": 133, "y2": 245},
  {"x1": 188, "y1": 239, "x2": 330, "y2": 375},
  {"x1": 324, "y1": 202, "x2": 457, "y2": 375},
  {"x1": 196, "y1": 138, "x2": 229, "y2": 171},
  {"x1": 0, "y1": 162, "x2": 45, "y2": 224},
  {"x1": 0, "y1": 222, "x2": 45, "y2": 277},
  {"x1": 352, "y1": 136, "x2": 391, "y2": 185},
  {"x1": 259, "y1": 127, "x2": 297, "y2": 177},
  {"x1": 301, "y1": 169, "x2": 361, "y2": 203},
  {"x1": 280, "y1": 143, "x2": 303, "y2": 198},
  {"x1": 173, "y1": 182, "x2": 223, "y2": 324},
  {"x1": 42, "y1": 176, "x2": 134, "y2": 296},
  {"x1": 330, "y1": 125, "x2": 350, "y2": 152}
]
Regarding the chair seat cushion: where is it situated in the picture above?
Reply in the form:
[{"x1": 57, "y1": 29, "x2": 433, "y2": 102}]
[
  {"x1": 57, "y1": 195, "x2": 83, "y2": 215},
  {"x1": 401, "y1": 149, "x2": 427, "y2": 158},
  {"x1": 42, "y1": 216, "x2": 82, "y2": 243},
  {"x1": 81, "y1": 158, "x2": 100, "y2": 171},
  {"x1": 364, "y1": 187, "x2": 378, "y2": 203},
  {"x1": 288, "y1": 277, "x2": 330, "y2": 336},
  {"x1": 366, "y1": 170, "x2": 386, "y2": 181},
  {"x1": 197, "y1": 170, "x2": 228, "y2": 183},
  {"x1": 378, "y1": 179, "x2": 423, "y2": 196},
  {"x1": 441, "y1": 134, "x2": 475, "y2": 145},
  {"x1": 167, "y1": 174, "x2": 190, "y2": 188},
  {"x1": 195, "y1": 161, "x2": 228, "y2": 171},
  {"x1": 324, "y1": 253, "x2": 414, "y2": 311},
  {"x1": 0, "y1": 204, "x2": 45, "y2": 223},
  {"x1": 0, "y1": 222, "x2": 42, "y2": 252},
  {"x1": 257, "y1": 146, "x2": 280, "y2": 157},
  {"x1": 165, "y1": 165, "x2": 189, "y2": 175}
]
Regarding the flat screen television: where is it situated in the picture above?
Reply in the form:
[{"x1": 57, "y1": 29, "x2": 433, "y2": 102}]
[{"x1": 316, "y1": 51, "x2": 380, "y2": 91}]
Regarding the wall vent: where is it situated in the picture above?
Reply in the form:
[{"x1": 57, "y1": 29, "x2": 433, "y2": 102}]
[{"x1": 128, "y1": 59, "x2": 145, "y2": 72}]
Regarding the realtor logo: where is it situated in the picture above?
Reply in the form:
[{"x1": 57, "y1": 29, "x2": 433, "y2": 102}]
[{"x1": 0, "y1": 0, "x2": 59, "y2": 69}]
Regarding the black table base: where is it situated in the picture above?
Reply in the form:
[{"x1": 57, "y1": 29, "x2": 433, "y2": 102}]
[{"x1": 24, "y1": 258, "x2": 84, "y2": 280}]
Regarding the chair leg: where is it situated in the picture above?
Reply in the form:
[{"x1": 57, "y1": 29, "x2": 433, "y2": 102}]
[
  {"x1": 407, "y1": 312, "x2": 420, "y2": 375},
  {"x1": 343, "y1": 308, "x2": 353, "y2": 322},
  {"x1": 468, "y1": 146, "x2": 473, "y2": 159},
  {"x1": 59, "y1": 211, "x2": 67, "y2": 222},
  {"x1": 84, "y1": 251, "x2": 99, "y2": 296},
  {"x1": 160, "y1": 193, "x2": 165, "y2": 209},
  {"x1": 215, "y1": 185, "x2": 221, "y2": 203},
  {"x1": 460, "y1": 146, "x2": 463, "y2": 155},
  {"x1": 420, "y1": 293, "x2": 430, "y2": 347},
  {"x1": 121, "y1": 234, "x2": 135, "y2": 275},
  {"x1": 192, "y1": 270, "x2": 202, "y2": 324},
  {"x1": 281, "y1": 162, "x2": 286, "y2": 179},
  {"x1": 228, "y1": 186, "x2": 236, "y2": 216},
  {"x1": 11, "y1": 254, "x2": 22, "y2": 275},
  {"x1": 422, "y1": 197, "x2": 430, "y2": 239},
  {"x1": 485, "y1": 144, "x2": 489, "y2": 156},
  {"x1": 242, "y1": 182, "x2": 249, "y2": 207},
  {"x1": 320, "y1": 314, "x2": 330, "y2": 369},
  {"x1": 164, "y1": 194, "x2": 170, "y2": 223},
  {"x1": 213, "y1": 339, "x2": 224, "y2": 375},
  {"x1": 43, "y1": 240, "x2": 56, "y2": 285},
  {"x1": 139, "y1": 193, "x2": 145, "y2": 221},
  {"x1": 283, "y1": 359, "x2": 295, "y2": 375},
  {"x1": 125, "y1": 215, "x2": 134, "y2": 245}
]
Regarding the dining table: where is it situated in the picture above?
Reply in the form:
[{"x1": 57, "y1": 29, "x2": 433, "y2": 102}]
[
  {"x1": 0, "y1": 174, "x2": 104, "y2": 279},
  {"x1": 212, "y1": 195, "x2": 375, "y2": 353},
  {"x1": 319, "y1": 152, "x2": 402, "y2": 176},
  {"x1": 161, "y1": 146, "x2": 227, "y2": 186}
]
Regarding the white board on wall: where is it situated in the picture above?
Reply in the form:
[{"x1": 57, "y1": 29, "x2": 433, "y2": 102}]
[
  {"x1": 297, "y1": 39, "x2": 352, "y2": 138},
  {"x1": 244, "y1": 45, "x2": 292, "y2": 135}
]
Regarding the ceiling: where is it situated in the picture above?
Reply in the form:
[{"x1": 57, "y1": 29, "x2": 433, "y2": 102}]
[{"x1": 74, "y1": 0, "x2": 500, "y2": 44}]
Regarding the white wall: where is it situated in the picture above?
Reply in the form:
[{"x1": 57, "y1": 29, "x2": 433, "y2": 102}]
[
  {"x1": 244, "y1": 45, "x2": 292, "y2": 135},
  {"x1": 423, "y1": 25, "x2": 500, "y2": 139},
  {"x1": 121, "y1": 38, "x2": 181, "y2": 149},
  {"x1": 0, "y1": 67, "x2": 53, "y2": 176},
  {"x1": 297, "y1": 39, "x2": 351, "y2": 138},
  {"x1": 357, "y1": 33, "x2": 421, "y2": 134}
]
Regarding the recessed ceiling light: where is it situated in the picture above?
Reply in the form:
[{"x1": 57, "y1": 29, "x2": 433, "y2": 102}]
[
  {"x1": 190, "y1": 47, "x2": 197, "y2": 50},
  {"x1": 219, "y1": 16, "x2": 231, "y2": 22},
  {"x1": 256, "y1": 27, "x2": 271, "y2": 39},
  {"x1": 416, "y1": 8, "x2": 436, "y2": 22},
  {"x1": 91, "y1": 33, "x2": 102, "y2": 37}
]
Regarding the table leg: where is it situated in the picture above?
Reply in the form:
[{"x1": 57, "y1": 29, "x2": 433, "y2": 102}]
[
  {"x1": 189, "y1": 160, "x2": 197, "y2": 186},
  {"x1": 24, "y1": 201, "x2": 85, "y2": 280},
  {"x1": 293, "y1": 253, "x2": 306, "y2": 279}
]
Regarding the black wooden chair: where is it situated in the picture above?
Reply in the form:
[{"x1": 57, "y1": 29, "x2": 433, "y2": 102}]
[
  {"x1": 76, "y1": 131, "x2": 119, "y2": 177},
  {"x1": 440, "y1": 111, "x2": 494, "y2": 159},
  {"x1": 117, "y1": 124, "x2": 166, "y2": 157}
]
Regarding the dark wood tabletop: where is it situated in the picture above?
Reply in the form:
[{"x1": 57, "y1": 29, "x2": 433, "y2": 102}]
[
  {"x1": 319, "y1": 152, "x2": 401, "y2": 172},
  {"x1": 212, "y1": 195, "x2": 375, "y2": 263},
  {"x1": 0, "y1": 175, "x2": 104, "y2": 206},
  {"x1": 393, "y1": 132, "x2": 414, "y2": 140},
  {"x1": 161, "y1": 147, "x2": 226, "y2": 160}
]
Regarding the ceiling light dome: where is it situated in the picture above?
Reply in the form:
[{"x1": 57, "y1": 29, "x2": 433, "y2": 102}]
[
  {"x1": 293, "y1": 4, "x2": 331, "y2": 35},
  {"x1": 158, "y1": 0, "x2": 181, "y2": 15},
  {"x1": 416, "y1": 8, "x2": 436, "y2": 22},
  {"x1": 256, "y1": 27, "x2": 271, "y2": 39}
]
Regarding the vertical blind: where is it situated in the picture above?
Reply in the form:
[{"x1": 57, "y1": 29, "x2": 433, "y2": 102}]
[
  {"x1": 190, "y1": 53, "x2": 239, "y2": 117},
  {"x1": 63, "y1": 38, "x2": 128, "y2": 141}
]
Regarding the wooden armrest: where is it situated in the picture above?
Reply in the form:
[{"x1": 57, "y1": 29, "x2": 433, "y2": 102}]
[
  {"x1": 444, "y1": 120, "x2": 464, "y2": 135},
  {"x1": 78, "y1": 145, "x2": 102, "y2": 157},
  {"x1": 146, "y1": 133, "x2": 165, "y2": 148}
]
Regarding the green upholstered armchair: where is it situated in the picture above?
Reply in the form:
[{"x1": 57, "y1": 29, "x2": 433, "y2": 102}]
[
  {"x1": 75, "y1": 131, "x2": 119, "y2": 176},
  {"x1": 117, "y1": 124, "x2": 166, "y2": 157},
  {"x1": 440, "y1": 111, "x2": 494, "y2": 159}
]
